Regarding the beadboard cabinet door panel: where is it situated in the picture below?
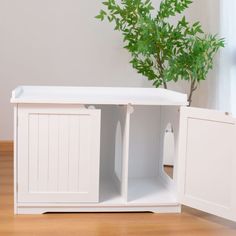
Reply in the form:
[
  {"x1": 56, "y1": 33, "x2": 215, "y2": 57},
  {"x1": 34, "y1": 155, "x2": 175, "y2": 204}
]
[{"x1": 17, "y1": 105, "x2": 101, "y2": 203}]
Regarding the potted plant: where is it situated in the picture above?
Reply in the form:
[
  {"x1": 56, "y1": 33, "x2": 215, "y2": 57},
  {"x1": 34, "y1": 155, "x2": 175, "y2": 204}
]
[{"x1": 96, "y1": 0, "x2": 224, "y2": 106}]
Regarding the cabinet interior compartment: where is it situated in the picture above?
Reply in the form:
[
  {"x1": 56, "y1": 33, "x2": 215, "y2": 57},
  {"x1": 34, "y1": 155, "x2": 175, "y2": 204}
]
[
  {"x1": 98, "y1": 105, "x2": 127, "y2": 204},
  {"x1": 127, "y1": 106, "x2": 179, "y2": 204}
]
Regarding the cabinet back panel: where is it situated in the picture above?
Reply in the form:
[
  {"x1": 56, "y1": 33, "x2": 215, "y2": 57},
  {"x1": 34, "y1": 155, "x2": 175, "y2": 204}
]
[
  {"x1": 129, "y1": 106, "x2": 161, "y2": 178},
  {"x1": 99, "y1": 106, "x2": 118, "y2": 179}
]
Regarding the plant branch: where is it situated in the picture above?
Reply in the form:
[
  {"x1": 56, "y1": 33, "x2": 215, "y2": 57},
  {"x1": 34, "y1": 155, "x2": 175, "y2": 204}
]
[
  {"x1": 188, "y1": 78, "x2": 198, "y2": 106},
  {"x1": 156, "y1": 49, "x2": 167, "y2": 89}
]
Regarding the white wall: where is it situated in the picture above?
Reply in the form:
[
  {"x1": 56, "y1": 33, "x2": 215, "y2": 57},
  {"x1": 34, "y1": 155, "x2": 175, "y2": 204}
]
[
  {"x1": 219, "y1": 0, "x2": 236, "y2": 115},
  {"x1": 0, "y1": 0, "x2": 222, "y2": 140}
]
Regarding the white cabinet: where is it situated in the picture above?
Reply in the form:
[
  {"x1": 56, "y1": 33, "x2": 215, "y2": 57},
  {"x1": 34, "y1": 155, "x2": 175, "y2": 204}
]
[{"x1": 11, "y1": 86, "x2": 236, "y2": 222}]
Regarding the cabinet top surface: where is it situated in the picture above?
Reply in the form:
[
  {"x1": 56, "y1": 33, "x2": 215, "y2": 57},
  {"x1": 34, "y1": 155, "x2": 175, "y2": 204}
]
[{"x1": 11, "y1": 86, "x2": 188, "y2": 106}]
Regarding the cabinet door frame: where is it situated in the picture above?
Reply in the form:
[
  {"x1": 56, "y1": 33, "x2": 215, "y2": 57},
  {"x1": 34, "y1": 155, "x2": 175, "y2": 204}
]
[
  {"x1": 177, "y1": 107, "x2": 236, "y2": 222},
  {"x1": 17, "y1": 104, "x2": 101, "y2": 203}
]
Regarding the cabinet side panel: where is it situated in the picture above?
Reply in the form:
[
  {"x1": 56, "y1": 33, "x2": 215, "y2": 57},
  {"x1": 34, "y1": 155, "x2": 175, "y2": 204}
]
[
  {"x1": 17, "y1": 108, "x2": 30, "y2": 198},
  {"x1": 14, "y1": 105, "x2": 18, "y2": 214}
]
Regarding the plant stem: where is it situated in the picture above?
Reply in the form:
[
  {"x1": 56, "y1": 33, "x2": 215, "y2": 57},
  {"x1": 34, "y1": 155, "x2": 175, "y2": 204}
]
[
  {"x1": 163, "y1": 81, "x2": 167, "y2": 89},
  {"x1": 156, "y1": 49, "x2": 167, "y2": 89},
  {"x1": 188, "y1": 79, "x2": 198, "y2": 106}
]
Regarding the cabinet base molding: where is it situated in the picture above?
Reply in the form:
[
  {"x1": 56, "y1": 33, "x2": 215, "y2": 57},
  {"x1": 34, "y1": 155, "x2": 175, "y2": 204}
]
[{"x1": 16, "y1": 205, "x2": 181, "y2": 215}]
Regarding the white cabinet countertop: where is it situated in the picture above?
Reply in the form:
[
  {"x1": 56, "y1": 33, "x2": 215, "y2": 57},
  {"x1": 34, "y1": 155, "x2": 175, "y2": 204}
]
[{"x1": 11, "y1": 86, "x2": 188, "y2": 106}]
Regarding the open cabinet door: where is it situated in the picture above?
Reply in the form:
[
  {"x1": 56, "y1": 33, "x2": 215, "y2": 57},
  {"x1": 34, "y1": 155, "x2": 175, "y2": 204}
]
[{"x1": 178, "y1": 107, "x2": 236, "y2": 222}]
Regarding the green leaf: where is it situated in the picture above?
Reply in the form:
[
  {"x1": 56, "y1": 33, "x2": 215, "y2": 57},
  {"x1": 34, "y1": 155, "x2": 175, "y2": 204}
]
[{"x1": 95, "y1": 10, "x2": 107, "y2": 21}]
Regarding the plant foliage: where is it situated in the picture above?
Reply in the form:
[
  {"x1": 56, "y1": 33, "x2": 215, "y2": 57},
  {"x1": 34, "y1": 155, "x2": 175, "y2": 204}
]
[{"x1": 96, "y1": 0, "x2": 225, "y2": 105}]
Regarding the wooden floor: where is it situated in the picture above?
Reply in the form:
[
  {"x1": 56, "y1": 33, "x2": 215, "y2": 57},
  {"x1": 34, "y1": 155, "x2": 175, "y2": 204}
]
[{"x1": 0, "y1": 150, "x2": 236, "y2": 236}]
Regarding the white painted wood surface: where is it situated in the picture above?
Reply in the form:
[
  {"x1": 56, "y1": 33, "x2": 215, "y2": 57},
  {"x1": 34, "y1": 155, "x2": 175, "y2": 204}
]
[
  {"x1": 11, "y1": 86, "x2": 188, "y2": 106},
  {"x1": 13, "y1": 105, "x2": 18, "y2": 214},
  {"x1": 17, "y1": 104, "x2": 101, "y2": 203},
  {"x1": 178, "y1": 107, "x2": 236, "y2": 222},
  {"x1": 163, "y1": 124, "x2": 175, "y2": 166}
]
